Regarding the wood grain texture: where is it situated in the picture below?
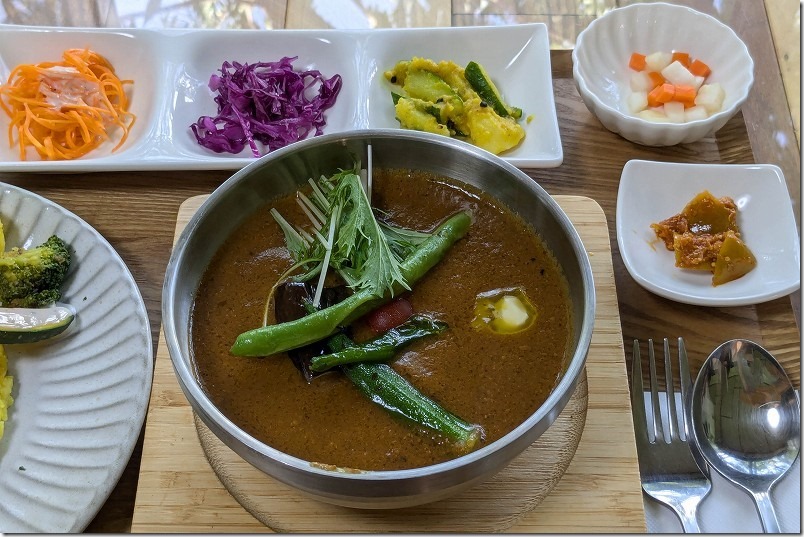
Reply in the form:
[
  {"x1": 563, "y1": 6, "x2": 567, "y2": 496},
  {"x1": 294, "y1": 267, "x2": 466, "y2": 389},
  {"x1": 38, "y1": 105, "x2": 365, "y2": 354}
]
[
  {"x1": 130, "y1": 194, "x2": 646, "y2": 533},
  {"x1": 764, "y1": 0, "x2": 801, "y2": 145}
]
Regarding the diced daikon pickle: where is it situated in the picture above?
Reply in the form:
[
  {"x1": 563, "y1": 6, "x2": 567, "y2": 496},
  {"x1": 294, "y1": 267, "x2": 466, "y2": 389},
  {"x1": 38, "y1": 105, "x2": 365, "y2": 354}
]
[
  {"x1": 684, "y1": 105, "x2": 709, "y2": 122},
  {"x1": 664, "y1": 101, "x2": 685, "y2": 123},
  {"x1": 695, "y1": 83, "x2": 725, "y2": 114},
  {"x1": 638, "y1": 108, "x2": 670, "y2": 122},
  {"x1": 628, "y1": 91, "x2": 648, "y2": 113},
  {"x1": 630, "y1": 71, "x2": 653, "y2": 91},
  {"x1": 645, "y1": 51, "x2": 672, "y2": 72},
  {"x1": 661, "y1": 60, "x2": 696, "y2": 87}
]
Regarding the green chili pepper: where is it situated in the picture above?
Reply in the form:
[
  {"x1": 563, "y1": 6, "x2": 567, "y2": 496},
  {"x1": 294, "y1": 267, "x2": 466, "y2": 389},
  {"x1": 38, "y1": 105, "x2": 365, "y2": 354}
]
[{"x1": 309, "y1": 315, "x2": 447, "y2": 372}]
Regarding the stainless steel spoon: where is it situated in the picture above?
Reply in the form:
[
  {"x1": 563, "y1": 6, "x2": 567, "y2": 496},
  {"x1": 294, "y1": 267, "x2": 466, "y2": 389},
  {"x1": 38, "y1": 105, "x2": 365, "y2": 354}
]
[{"x1": 689, "y1": 339, "x2": 800, "y2": 533}]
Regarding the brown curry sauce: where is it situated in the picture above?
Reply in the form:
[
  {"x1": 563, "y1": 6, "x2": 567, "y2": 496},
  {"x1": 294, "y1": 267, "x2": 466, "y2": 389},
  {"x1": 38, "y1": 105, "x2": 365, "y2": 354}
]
[{"x1": 191, "y1": 169, "x2": 572, "y2": 471}]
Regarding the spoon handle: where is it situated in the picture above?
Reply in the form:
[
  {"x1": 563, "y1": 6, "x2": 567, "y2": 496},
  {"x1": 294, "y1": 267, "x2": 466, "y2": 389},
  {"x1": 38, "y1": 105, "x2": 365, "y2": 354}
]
[
  {"x1": 676, "y1": 509, "x2": 703, "y2": 533},
  {"x1": 753, "y1": 490, "x2": 781, "y2": 533}
]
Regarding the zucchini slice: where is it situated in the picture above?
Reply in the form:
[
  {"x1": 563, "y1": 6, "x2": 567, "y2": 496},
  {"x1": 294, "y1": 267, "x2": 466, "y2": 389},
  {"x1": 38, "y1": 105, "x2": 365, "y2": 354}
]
[
  {"x1": 0, "y1": 304, "x2": 75, "y2": 344},
  {"x1": 465, "y1": 61, "x2": 521, "y2": 119},
  {"x1": 393, "y1": 96, "x2": 451, "y2": 136},
  {"x1": 403, "y1": 69, "x2": 463, "y2": 108}
]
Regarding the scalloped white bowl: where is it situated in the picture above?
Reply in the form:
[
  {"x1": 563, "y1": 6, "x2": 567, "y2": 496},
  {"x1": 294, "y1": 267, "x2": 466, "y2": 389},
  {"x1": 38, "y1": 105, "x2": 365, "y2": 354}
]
[{"x1": 572, "y1": 2, "x2": 754, "y2": 146}]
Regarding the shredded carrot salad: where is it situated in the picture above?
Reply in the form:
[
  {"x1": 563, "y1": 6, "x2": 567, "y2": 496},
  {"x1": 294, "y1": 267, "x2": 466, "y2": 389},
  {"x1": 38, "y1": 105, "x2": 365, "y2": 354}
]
[{"x1": 0, "y1": 48, "x2": 136, "y2": 160}]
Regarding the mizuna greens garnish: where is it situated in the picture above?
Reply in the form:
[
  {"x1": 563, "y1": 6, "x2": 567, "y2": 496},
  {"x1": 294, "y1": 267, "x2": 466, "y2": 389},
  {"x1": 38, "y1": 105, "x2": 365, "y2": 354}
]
[{"x1": 271, "y1": 168, "x2": 410, "y2": 305}]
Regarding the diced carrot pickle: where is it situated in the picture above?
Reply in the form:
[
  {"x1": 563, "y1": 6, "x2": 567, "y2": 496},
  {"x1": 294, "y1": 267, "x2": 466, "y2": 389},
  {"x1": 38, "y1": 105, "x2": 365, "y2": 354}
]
[
  {"x1": 673, "y1": 85, "x2": 697, "y2": 105},
  {"x1": 647, "y1": 71, "x2": 665, "y2": 89},
  {"x1": 689, "y1": 59, "x2": 711, "y2": 78},
  {"x1": 629, "y1": 52, "x2": 647, "y2": 71},
  {"x1": 628, "y1": 52, "x2": 716, "y2": 121},
  {"x1": 648, "y1": 83, "x2": 675, "y2": 107},
  {"x1": 671, "y1": 52, "x2": 691, "y2": 67}
]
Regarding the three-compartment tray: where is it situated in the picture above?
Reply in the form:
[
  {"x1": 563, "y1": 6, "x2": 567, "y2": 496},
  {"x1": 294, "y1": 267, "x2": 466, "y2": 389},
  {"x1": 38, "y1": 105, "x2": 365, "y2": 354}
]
[{"x1": 0, "y1": 24, "x2": 562, "y2": 171}]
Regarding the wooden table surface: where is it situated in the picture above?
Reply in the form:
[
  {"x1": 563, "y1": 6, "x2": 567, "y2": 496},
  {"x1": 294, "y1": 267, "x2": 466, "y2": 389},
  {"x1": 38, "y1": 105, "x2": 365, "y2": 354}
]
[{"x1": 0, "y1": 0, "x2": 799, "y2": 533}]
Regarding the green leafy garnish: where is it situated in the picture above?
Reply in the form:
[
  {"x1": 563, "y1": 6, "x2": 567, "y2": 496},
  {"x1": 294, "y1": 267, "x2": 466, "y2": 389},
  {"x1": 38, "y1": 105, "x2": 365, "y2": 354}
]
[
  {"x1": 379, "y1": 221, "x2": 432, "y2": 260},
  {"x1": 269, "y1": 166, "x2": 432, "y2": 309}
]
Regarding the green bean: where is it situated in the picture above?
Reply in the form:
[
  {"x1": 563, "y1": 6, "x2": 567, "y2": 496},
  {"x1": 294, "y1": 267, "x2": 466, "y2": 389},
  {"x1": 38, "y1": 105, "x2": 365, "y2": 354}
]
[
  {"x1": 230, "y1": 211, "x2": 471, "y2": 357},
  {"x1": 309, "y1": 315, "x2": 447, "y2": 372}
]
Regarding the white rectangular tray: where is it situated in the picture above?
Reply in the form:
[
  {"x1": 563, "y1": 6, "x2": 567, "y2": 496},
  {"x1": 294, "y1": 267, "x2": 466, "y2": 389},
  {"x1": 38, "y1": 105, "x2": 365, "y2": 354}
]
[{"x1": 0, "y1": 24, "x2": 562, "y2": 172}]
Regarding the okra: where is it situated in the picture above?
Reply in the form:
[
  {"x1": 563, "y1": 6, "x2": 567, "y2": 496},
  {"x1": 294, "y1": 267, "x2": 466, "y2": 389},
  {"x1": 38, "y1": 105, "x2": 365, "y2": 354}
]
[{"x1": 327, "y1": 333, "x2": 484, "y2": 453}]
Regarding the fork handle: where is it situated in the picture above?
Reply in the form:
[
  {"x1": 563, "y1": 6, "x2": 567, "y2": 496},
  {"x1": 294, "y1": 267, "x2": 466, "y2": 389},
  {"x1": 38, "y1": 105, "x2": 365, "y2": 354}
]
[{"x1": 753, "y1": 490, "x2": 781, "y2": 533}]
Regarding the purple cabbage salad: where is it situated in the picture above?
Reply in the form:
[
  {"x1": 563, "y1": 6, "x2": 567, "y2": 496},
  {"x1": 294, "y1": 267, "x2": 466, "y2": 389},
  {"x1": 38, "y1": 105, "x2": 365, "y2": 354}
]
[{"x1": 190, "y1": 57, "x2": 342, "y2": 157}]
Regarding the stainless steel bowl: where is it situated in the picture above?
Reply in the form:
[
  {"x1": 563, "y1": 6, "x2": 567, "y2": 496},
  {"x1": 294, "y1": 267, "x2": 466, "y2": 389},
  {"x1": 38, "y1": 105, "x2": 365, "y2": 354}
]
[{"x1": 162, "y1": 129, "x2": 595, "y2": 509}]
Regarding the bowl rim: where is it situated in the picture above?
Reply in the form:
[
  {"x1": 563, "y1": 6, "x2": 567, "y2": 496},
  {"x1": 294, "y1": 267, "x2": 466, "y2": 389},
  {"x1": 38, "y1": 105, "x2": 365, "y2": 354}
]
[
  {"x1": 571, "y1": 1, "x2": 755, "y2": 131},
  {"x1": 162, "y1": 129, "x2": 596, "y2": 482}
]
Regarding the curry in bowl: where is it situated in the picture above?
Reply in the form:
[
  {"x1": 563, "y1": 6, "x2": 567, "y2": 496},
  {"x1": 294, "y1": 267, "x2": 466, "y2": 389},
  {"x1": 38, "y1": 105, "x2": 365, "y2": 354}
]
[{"x1": 190, "y1": 166, "x2": 573, "y2": 471}]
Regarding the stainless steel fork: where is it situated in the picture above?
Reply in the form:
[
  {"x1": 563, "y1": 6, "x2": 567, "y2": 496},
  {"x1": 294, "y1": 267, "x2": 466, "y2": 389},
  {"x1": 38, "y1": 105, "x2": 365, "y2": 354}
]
[{"x1": 631, "y1": 338, "x2": 712, "y2": 533}]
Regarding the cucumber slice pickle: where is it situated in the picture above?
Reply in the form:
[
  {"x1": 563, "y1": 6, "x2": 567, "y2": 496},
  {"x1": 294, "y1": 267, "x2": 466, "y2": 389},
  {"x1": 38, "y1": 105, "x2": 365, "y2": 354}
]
[
  {"x1": 0, "y1": 304, "x2": 76, "y2": 344},
  {"x1": 465, "y1": 61, "x2": 521, "y2": 119}
]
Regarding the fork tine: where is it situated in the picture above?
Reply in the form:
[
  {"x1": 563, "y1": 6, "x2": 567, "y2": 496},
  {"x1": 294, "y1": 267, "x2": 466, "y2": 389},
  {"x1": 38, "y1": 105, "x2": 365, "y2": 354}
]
[
  {"x1": 677, "y1": 337, "x2": 692, "y2": 439},
  {"x1": 663, "y1": 338, "x2": 680, "y2": 441},
  {"x1": 631, "y1": 340, "x2": 647, "y2": 436},
  {"x1": 647, "y1": 339, "x2": 664, "y2": 442},
  {"x1": 630, "y1": 337, "x2": 712, "y2": 532}
]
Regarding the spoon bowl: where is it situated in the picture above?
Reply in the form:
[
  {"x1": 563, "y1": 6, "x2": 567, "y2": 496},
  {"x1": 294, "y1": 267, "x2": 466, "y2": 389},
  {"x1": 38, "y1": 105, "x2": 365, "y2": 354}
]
[{"x1": 690, "y1": 339, "x2": 800, "y2": 532}]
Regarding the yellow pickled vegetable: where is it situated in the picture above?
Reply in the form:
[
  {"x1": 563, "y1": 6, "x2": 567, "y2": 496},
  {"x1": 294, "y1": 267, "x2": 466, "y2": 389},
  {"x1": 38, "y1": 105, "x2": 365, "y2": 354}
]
[
  {"x1": 0, "y1": 344, "x2": 13, "y2": 440},
  {"x1": 652, "y1": 191, "x2": 756, "y2": 286},
  {"x1": 386, "y1": 57, "x2": 525, "y2": 155},
  {"x1": 712, "y1": 232, "x2": 757, "y2": 286}
]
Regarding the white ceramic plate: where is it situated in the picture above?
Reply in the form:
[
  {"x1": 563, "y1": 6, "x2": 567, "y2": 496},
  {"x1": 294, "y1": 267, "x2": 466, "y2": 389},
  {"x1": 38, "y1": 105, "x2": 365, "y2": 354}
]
[
  {"x1": 616, "y1": 160, "x2": 800, "y2": 306},
  {"x1": 0, "y1": 184, "x2": 153, "y2": 532},
  {"x1": 0, "y1": 24, "x2": 561, "y2": 171}
]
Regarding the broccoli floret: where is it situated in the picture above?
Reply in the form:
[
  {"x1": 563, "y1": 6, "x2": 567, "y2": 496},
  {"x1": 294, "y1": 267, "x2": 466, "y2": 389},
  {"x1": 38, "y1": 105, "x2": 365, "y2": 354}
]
[{"x1": 0, "y1": 235, "x2": 71, "y2": 308}]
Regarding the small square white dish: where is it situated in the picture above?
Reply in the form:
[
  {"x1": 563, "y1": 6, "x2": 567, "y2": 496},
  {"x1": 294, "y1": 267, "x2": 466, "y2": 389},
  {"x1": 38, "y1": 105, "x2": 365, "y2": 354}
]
[{"x1": 616, "y1": 160, "x2": 800, "y2": 306}]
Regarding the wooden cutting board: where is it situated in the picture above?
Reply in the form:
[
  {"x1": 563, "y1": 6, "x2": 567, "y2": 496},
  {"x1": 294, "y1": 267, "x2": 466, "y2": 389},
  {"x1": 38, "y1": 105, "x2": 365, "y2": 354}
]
[{"x1": 131, "y1": 195, "x2": 646, "y2": 533}]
